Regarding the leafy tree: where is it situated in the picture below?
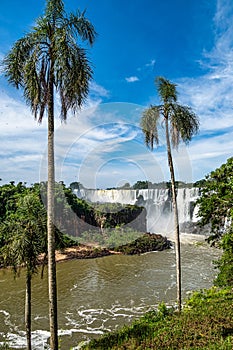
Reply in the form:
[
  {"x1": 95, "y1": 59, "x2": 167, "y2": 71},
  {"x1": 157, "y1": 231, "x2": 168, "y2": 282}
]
[
  {"x1": 133, "y1": 180, "x2": 152, "y2": 189},
  {"x1": 117, "y1": 182, "x2": 131, "y2": 189},
  {"x1": 0, "y1": 194, "x2": 47, "y2": 350},
  {"x1": 69, "y1": 182, "x2": 84, "y2": 191},
  {"x1": 0, "y1": 182, "x2": 29, "y2": 223},
  {"x1": 140, "y1": 77, "x2": 199, "y2": 311},
  {"x1": 197, "y1": 157, "x2": 233, "y2": 286},
  {"x1": 2, "y1": 1, "x2": 96, "y2": 348}
]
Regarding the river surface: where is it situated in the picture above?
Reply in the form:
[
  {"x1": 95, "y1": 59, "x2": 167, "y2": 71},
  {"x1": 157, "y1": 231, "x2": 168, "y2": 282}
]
[{"x1": 0, "y1": 242, "x2": 220, "y2": 349}]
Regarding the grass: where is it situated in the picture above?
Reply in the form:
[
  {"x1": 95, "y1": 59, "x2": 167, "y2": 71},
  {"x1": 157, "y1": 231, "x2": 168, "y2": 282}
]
[
  {"x1": 83, "y1": 287, "x2": 233, "y2": 349},
  {"x1": 77, "y1": 227, "x2": 145, "y2": 248}
]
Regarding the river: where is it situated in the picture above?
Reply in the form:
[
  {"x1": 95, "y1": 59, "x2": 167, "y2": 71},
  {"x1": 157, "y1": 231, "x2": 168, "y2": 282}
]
[{"x1": 0, "y1": 241, "x2": 220, "y2": 349}]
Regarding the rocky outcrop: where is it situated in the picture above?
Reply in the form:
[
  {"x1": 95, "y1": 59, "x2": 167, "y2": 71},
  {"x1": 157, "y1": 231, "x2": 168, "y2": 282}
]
[
  {"x1": 114, "y1": 232, "x2": 172, "y2": 255},
  {"x1": 55, "y1": 233, "x2": 171, "y2": 262}
]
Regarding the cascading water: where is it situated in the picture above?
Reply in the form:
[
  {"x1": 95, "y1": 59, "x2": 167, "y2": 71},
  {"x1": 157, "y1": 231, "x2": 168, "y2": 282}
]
[{"x1": 74, "y1": 187, "x2": 206, "y2": 237}]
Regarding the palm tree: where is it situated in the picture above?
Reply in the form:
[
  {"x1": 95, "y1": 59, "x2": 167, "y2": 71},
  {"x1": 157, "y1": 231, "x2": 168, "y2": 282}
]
[
  {"x1": 2, "y1": 1, "x2": 96, "y2": 348},
  {"x1": 0, "y1": 194, "x2": 47, "y2": 350},
  {"x1": 140, "y1": 77, "x2": 199, "y2": 311}
]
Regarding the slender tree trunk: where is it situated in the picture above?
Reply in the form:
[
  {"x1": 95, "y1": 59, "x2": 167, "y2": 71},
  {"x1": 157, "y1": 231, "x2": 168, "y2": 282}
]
[
  {"x1": 47, "y1": 64, "x2": 58, "y2": 349},
  {"x1": 25, "y1": 271, "x2": 32, "y2": 350},
  {"x1": 164, "y1": 116, "x2": 182, "y2": 312}
]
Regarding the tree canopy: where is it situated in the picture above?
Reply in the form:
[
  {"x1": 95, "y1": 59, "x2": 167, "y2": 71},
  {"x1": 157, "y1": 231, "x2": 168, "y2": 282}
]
[
  {"x1": 197, "y1": 157, "x2": 233, "y2": 286},
  {"x1": 197, "y1": 157, "x2": 233, "y2": 244}
]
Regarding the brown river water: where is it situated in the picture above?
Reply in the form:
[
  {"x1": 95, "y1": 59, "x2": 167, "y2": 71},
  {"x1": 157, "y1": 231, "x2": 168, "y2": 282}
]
[{"x1": 0, "y1": 240, "x2": 220, "y2": 349}]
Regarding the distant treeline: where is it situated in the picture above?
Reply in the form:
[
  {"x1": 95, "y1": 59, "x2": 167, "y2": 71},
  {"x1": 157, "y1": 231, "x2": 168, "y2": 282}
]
[{"x1": 70, "y1": 179, "x2": 205, "y2": 191}]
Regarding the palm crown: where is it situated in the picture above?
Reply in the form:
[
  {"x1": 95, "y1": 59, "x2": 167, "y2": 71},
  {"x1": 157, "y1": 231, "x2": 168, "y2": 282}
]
[
  {"x1": 141, "y1": 77, "x2": 199, "y2": 150},
  {"x1": 3, "y1": 0, "x2": 96, "y2": 122}
]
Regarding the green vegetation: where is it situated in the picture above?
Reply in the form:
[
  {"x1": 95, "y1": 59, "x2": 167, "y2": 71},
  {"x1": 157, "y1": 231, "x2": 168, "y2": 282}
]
[
  {"x1": 113, "y1": 232, "x2": 171, "y2": 254},
  {"x1": 132, "y1": 180, "x2": 196, "y2": 190},
  {"x1": 72, "y1": 230, "x2": 171, "y2": 255},
  {"x1": 1, "y1": 194, "x2": 47, "y2": 350},
  {"x1": 77, "y1": 227, "x2": 144, "y2": 248},
  {"x1": 0, "y1": 182, "x2": 77, "y2": 253},
  {"x1": 197, "y1": 157, "x2": 233, "y2": 287},
  {"x1": 92, "y1": 202, "x2": 146, "y2": 233},
  {"x1": 84, "y1": 287, "x2": 233, "y2": 349},
  {"x1": 0, "y1": 181, "x2": 146, "y2": 252},
  {"x1": 76, "y1": 180, "x2": 197, "y2": 191},
  {"x1": 0, "y1": 344, "x2": 10, "y2": 350}
]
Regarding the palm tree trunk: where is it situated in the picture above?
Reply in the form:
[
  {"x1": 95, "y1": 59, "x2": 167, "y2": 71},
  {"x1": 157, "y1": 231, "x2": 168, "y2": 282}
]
[
  {"x1": 25, "y1": 271, "x2": 32, "y2": 350},
  {"x1": 165, "y1": 116, "x2": 182, "y2": 312},
  {"x1": 47, "y1": 64, "x2": 58, "y2": 350}
]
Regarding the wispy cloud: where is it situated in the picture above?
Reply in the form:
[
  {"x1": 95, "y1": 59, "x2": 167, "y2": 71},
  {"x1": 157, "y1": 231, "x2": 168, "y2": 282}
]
[
  {"x1": 89, "y1": 81, "x2": 109, "y2": 97},
  {"x1": 125, "y1": 76, "x2": 139, "y2": 83},
  {"x1": 125, "y1": 60, "x2": 156, "y2": 84},
  {"x1": 172, "y1": 0, "x2": 233, "y2": 178},
  {"x1": 145, "y1": 59, "x2": 156, "y2": 68},
  {"x1": 137, "y1": 59, "x2": 156, "y2": 72},
  {"x1": 179, "y1": 0, "x2": 233, "y2": 118}
]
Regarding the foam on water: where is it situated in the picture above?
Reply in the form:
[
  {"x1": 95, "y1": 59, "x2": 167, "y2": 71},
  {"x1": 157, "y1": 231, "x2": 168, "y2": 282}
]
[{"x1": 1, "y1": 303, "x2": 161, "y2": 349}]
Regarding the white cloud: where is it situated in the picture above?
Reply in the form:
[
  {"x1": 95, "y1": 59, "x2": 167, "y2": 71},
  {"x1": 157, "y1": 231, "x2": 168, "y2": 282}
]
[
  {"x1": 89, "y1": 81, "x2": 109, "y2": 98},
  {"x1": 125, "y1": 76, "x2": 139, "y2": 83},
  {"x1": 137, "y1": 59, "x2": 156, "y2": 73}
]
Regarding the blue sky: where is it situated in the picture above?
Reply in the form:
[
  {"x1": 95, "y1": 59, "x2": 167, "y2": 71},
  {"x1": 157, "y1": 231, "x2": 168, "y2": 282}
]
[{"x1": 0, "y1": 0, "x2": 233, "y2": 188}]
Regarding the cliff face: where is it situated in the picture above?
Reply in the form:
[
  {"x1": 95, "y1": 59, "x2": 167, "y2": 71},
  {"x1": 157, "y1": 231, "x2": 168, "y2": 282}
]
[{"x1": 74, "y1": 188, "x2": 208, "y2": 235}]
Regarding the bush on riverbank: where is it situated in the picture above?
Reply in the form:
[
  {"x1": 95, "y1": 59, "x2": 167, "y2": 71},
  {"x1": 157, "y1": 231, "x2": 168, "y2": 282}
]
[
  {"x1": 83, "y1": 287, "x2": 233, "y2": 349},
  {"x1": 76, "y1": 228, "x2": 171, "y2": 254},
  {"x1": 114, "y1": 232, "x2": 171, "y2": 254}
]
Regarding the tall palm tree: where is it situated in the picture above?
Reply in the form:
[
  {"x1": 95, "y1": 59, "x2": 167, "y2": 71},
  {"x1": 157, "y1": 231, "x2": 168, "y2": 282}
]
[
  {"x1": 2, "y1": 1, "x2": 96, "y2": 348},
  {"x1": 140, "y1": 77, "x2": 199, "y2": 311},
  {"x1": 0, "y1": 194, "x2": 47, "y2": 350}
]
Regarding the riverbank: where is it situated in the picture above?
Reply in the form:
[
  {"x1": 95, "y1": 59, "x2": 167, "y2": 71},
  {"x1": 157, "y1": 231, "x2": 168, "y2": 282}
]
[
  {"x1": 83, "y1": 287, "x2": 233, "y2": 349},
  {"x1": 54, "y1": 232, "x2": 171, "y2": 263},
  {"x1": 54, "y1": 231, "x2": 211, "y2": 264}
]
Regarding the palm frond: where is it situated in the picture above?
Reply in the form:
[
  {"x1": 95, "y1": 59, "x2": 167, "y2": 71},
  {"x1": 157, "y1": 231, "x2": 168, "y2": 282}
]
[
  {"x1": 2, "y1": 35, "x2": 33, "y2": 88},
  {"x1": 54, "y1": 29, "x2": 93, "y2": 119},
  {"x1": 45, "y1": 0, "x2": 65, "y2": 21},
  {"x1": 140, "y1": 106, "x2": 160, "y2": 150},
  {"x1": 3, "y1": 0, "x2": 95, "y2": 123},
  {"x1": 170, "y1": 104, "x2": 199, "y2": 148},
  {"x1": 68, "y1": 11, "x2": 97, "y2": 46}
]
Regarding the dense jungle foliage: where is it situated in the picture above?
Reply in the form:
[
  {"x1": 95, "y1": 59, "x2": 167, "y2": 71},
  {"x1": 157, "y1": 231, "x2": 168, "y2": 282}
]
[
  {"x1": 0, "y1": 181, "x2": 146, "y2": 251},
  {"x1": 197, "y1": 157, "x2": 233, "y2": 287}
]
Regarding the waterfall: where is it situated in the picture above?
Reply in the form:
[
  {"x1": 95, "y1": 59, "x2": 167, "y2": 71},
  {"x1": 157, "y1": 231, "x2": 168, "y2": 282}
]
[{"x1": 74, "y1": 187, "x2": 206, "y2": 235}]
